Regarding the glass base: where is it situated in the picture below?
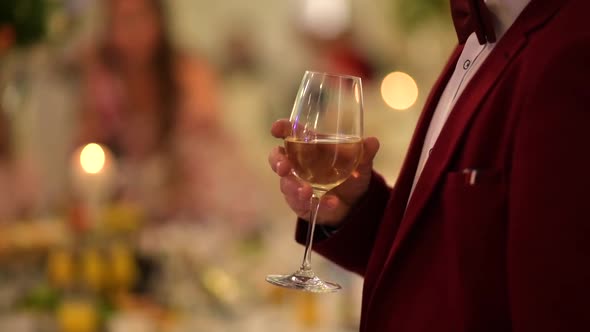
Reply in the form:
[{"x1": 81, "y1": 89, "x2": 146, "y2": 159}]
[{"x1": 266, "y1": 269, "x2": 341, "y2": 293}]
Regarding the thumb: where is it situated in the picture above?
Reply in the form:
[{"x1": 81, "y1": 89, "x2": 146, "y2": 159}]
[{"x1": 359, "y1": 136, "x2": 380, "y2": 168}]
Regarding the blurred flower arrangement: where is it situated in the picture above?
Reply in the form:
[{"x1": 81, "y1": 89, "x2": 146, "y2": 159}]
[
  {"x1": 0, "y1": 0, "x2": 87, "y2": 56},
  {"x1": 0, "y1": 0, "x2": 47, "y2": 54}
]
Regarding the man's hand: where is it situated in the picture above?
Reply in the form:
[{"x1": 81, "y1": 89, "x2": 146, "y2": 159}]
[{"x1": 268, "y1": 119, "x2": 380, "y2": 227}]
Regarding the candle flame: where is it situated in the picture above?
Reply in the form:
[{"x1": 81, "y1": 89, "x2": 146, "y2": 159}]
[{"x1": 80, "y1": 143, "x2": 105, "y2": 174}]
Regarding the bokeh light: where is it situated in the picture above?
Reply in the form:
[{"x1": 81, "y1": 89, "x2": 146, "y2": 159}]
[
  {"x1": 381, "y1": 71, "x2": 419, "y2": 111},
  {"x1": 299, "y1": 0, "x2": 351, "y2": 39},
  {"x1": 79, "y1": 143, "x2": 105, "y2": 174}
]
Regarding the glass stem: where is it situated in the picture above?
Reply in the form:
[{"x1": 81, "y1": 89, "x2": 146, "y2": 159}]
[{"x1": 301, "y1": 191, "x2": 324, "y2": 272}]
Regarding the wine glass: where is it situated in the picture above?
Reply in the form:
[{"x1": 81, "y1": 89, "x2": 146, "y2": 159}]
[{"x1": 266, "y1": 71, "x2": 364, "y2": 293}]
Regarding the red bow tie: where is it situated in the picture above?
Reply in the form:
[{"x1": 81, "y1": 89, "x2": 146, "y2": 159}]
[{"x1": 451, "y1": 0, "x2": 497, "y2": 45}]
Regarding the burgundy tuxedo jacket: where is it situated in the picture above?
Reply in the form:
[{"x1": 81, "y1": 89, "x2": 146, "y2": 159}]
[{"x1": 296, "y1": 0, "x2": 590, "y2": 330}]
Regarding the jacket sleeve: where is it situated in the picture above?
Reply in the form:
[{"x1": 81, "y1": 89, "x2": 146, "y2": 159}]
[
  {"x1": 508, "y1": 40, "x2": 590, "y2": 331},
  {"x1": 295, "y1": 171, "x2": 392, "y2": 276}
]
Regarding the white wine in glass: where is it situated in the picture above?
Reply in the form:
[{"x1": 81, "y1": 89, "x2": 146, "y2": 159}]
[{"x1": 266, "y1": 71, "x2": 364, "y2": 293}]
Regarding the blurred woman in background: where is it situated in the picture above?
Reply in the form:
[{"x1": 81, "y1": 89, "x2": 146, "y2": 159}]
[
  {"x1": 78, "y1": 0, "x2": 233, "y2": 221},
  {"x1": 0, "y1": 112, "x2": 39, "y2": 221}
]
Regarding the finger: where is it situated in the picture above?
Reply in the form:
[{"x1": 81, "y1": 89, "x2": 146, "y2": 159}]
[
  {"x1": 285, "y1": 191, "x2": 311, "y2": 217},
  {"x1": 280, "y1": 175, "x2": 302, "y2": 196},
  {"x1": 268, "y1": 146, "x2": 283, "y2": 171},
  {"x1": 347, "y1": 137, "x2": 378, "y2": 180},
  {"x1": 268, "y1": 146, "x2": 292, "y2": 176},
  {"x1": 276, "y1": 159, "x2": 292, "y2": 176},
  {"x1": 298, "y1": 183, "x2": 313, "y2": 201},
  {"x1": 359, "y1": 136, "x2": 380, "y2": 167},
  {"x1": 280, "y1": 177, "x2": 313, "y2": 202},
  {"x1": 321, "y1": 194, "x2": 341, "y2": 210},
  {"x1": 284, "y1": 194, "x2": 311, "y2": 218},
  {"x1": 270, "y1": 119, "x2": 291, "y2": 139},
  {"x1": 283, "y1": 182, "x2": 312, "y2": 218}
]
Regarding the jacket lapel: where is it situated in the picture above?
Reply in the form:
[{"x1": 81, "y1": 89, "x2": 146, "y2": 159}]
[
  {"x1": 362, "y1": 46, "x2": 464, "y2": 328},
  {"x1": 387, "y1": 46, "x2": 464, "y2": 227},
  {"x1": 373, "y1": 45, "x2": 462, "y2": 265},
  {"x1": 369, "y1": 0, "x2": 565, "y2": 304}
]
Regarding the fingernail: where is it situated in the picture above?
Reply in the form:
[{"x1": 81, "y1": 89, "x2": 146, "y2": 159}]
[
  {"x1": 297, "y1": 187, "x2": 306, "y2": 200},
  {"x1": 325, "y1": 197, "x2": 337, "y2": 208}
]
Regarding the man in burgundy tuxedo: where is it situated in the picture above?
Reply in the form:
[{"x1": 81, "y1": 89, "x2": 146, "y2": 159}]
[{"x1": 269, "y1": 0, "x2": 590, "y2": 330}]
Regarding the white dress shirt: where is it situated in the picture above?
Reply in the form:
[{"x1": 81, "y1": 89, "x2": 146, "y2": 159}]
[{"x1": 408, "y1": 0, "x2": 531, "y2": 198}]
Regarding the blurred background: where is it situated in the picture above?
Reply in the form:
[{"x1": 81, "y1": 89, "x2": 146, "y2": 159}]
[{"x1": 0, "y1": 0, "x2": 455, "y2": 331}]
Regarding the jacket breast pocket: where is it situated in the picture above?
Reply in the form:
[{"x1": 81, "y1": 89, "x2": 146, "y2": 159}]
[
  {"x1": 441, "y1": 168, "x2": 507, "y2": 228},
  {"x1": 441, "y1": 168, "x2": 510, "y2": 329}
]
